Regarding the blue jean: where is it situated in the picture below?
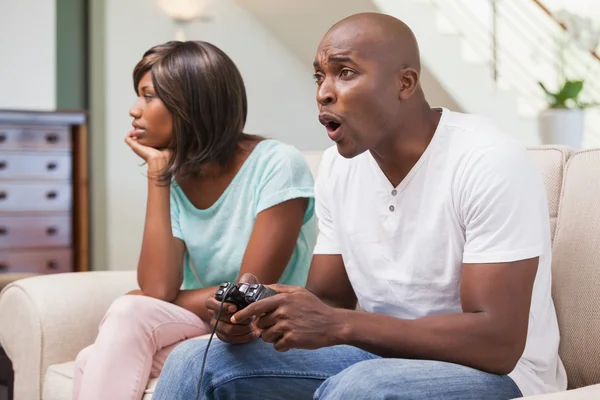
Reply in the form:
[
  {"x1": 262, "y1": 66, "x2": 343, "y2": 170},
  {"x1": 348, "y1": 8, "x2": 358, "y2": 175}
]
[{"x1": 153, "y1": 338, "x2": 522, "y2": 400}]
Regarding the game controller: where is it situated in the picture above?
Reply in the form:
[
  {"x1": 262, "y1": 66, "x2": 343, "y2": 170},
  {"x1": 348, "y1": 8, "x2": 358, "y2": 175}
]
[{"x1": 215, "y1": 282, "x2": 277, "y2": 310}]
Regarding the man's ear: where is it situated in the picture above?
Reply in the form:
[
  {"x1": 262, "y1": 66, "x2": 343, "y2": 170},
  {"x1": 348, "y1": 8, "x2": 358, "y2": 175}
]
[{"x1": 397, "y1": 67, "x2": 419, "y2": 100}]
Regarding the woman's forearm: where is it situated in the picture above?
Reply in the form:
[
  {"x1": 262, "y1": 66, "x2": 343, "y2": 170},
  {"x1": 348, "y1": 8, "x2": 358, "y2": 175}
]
[
  {"x1": 137, "y1": 160, "x2": 182, "y2": 301},
  {"x1": 174, "y1": 287, "x2": 221, "y2": 321}
]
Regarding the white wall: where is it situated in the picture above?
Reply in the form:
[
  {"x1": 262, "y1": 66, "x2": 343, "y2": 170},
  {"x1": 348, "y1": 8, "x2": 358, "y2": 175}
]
[
  {"x1": 235, "y1": 0, "x2": 462, "y2": 112},
  {"x1": 0, "y1": 0, "x2": 55, "y2": 110},
  {"x1": 102, "y1": 0, "x2": 327, "y2": 270}
]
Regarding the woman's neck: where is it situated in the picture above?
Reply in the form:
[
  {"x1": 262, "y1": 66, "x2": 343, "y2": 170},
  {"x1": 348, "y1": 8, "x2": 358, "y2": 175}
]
[{"x1": 179, "y1": 136, "x2": 262, "y2": 182}]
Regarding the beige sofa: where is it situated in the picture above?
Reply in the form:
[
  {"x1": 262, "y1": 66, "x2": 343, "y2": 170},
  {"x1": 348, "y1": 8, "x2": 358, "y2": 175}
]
[{"x1": 1, "y1": 146, "x2": 600, "y2": 399}]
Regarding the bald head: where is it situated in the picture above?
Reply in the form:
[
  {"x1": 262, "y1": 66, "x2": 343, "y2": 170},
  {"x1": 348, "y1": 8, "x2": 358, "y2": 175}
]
[
  {"x1": 319, "y1": 12, "x2": 421, "y2": 73},
  {"x1": 312, "y1": 13, "x2": 430, "y2": 158}
]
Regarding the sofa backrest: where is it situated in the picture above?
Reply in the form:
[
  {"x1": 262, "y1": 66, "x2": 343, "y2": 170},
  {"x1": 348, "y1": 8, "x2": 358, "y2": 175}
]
[
  {"x1": 549, "y1": 149, "x2": 600, "y2": 389},
  {"x1": 302, "y1": 150, "x2": 324, "y2": 179},
  {"x1": 527, "y1": 146, "x2": 574, "y2": 244}
]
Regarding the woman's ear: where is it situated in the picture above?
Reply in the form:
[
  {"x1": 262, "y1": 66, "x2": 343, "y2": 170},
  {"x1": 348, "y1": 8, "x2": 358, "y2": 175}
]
[{"x1": 397, "y1": 67, "x2": 419, "y2": 100}]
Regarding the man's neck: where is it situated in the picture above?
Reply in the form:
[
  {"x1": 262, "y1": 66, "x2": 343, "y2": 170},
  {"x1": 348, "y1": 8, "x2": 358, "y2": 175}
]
[{"x1": 370, "y1": 105, "x2": 442, "y2": 187}]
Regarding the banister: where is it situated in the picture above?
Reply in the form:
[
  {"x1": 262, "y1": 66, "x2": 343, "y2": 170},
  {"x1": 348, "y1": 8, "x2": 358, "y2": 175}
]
[
  {"x1": 531, "y1": 0, "x2": 600, "y2": 62},
  {"x1": 492, "y1": 0, "x2": 498, "y2": 82}
]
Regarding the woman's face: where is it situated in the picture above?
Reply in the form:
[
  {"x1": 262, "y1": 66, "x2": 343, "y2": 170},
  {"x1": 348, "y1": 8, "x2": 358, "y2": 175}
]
[{"x1": 129, "y1": 71, "x2": 173, "y2": 149}]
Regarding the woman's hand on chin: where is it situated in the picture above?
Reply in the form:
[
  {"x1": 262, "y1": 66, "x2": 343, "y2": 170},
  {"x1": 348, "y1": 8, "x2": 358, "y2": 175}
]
[{"x1": 125, "y1": 132, "x2": 172, "y2": 173}]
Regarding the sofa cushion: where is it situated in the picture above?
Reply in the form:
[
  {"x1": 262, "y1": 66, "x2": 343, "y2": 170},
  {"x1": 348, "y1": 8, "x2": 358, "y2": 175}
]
[
  {"x1": 42, "y1": 335, "x2": 215, "y2": 399},
  {"x1": 527, "y1": 146, "x2": 573, "y2": 244},
  {"x1": 43, "y1": 361, "x2": 157, "y2": 399},
  {"x1": 551, "y1": 149, "x2": 600, "y2": 389},
  {"x1": 519, "y1": 383, "x2": 600, "y2": 399}
]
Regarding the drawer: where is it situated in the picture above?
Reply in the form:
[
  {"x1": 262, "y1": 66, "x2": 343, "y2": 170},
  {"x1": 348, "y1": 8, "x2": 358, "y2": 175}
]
[
  {"x1": 0, "y1": 248, "x2": 72, "y2": 274},
  {"x1": 0, "y1": 125, "x2": 71, "y2": 151},
  {"x1": 0, "y1": 182, "x2": 71, "y2": 212},
  {"x1": 0, "y1": 152, "x2": 71, "y2": 180},
  {"x1": 0, "y1": 214, "x2": 71, "y2": 249}
]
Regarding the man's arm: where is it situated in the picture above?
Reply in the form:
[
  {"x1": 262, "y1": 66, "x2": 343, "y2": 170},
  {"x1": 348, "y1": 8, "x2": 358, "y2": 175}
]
[
  {"x1": 235, "y1": 144, "x2": 543, "y2": 375},
  {"x1": 335, "y1": 257, "x2": 538, "y2": 375},
  {"x1": 306, "y1": 255, "x2": 357, "y2": 310},
  {"x1": 236, "y1": 257, "x2": 537, "y2": 375},
  {"x1": 306, "y1": 149, "x2": 357, "y2": 310},
  {"x1": 330, "y1": 144, "x2": 542, "y2": 374}
]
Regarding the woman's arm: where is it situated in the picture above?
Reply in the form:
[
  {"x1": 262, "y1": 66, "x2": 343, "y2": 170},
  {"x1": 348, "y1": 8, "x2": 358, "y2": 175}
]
[
  {"x1": 175, "y1": 197, "x2": 309, "y2": 321},
  {"x1": 179, "y1": 144, "x2": 314, "y2": 341},
  {"x1": 136, "y1": 158, "x2": 185, "y2": 301}
]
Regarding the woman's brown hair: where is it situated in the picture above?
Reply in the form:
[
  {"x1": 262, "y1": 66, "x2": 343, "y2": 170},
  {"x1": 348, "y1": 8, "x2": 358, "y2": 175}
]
[{"x1": 133, "y1": 40, "x2": 249, "y2": 181}]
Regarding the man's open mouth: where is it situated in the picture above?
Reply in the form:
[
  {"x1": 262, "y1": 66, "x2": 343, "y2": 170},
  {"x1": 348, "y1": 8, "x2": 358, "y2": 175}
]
[
  {"x1": 326, "y1": 121, "x2": 341, "y2": 132},
  {"x1": 319, "y1": 113, "x2": 342, "y2": 131}
]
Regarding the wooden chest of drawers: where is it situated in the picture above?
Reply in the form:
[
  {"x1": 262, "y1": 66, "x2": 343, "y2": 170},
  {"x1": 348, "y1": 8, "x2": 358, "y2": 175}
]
[{"x1": 0, "y1": 110, "x2": 88, "y2": 276}]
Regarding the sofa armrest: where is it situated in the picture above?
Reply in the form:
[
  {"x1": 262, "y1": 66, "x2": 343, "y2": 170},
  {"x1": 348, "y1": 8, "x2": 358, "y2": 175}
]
[
  {"x1": 0, "y1": 271, "x2": 137, "y2": 400},
  {"x1": 520, "y1": 384, "x2": 600, "y2": 400}
]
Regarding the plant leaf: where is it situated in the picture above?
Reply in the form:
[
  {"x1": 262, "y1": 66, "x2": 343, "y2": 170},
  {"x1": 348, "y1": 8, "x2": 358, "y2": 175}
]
[{"x1": 559, "y1": 80, "x2": 584, "y2": 100}]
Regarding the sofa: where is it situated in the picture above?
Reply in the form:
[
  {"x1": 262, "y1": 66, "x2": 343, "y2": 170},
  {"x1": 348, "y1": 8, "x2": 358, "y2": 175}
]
[{"x1": 1, "y1": 146, "x2": 600, "y2": 399}]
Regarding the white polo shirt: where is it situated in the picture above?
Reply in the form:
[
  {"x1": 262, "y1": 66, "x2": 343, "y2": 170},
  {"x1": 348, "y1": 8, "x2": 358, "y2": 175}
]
[{"x1": 313, "y1": 108, "x2": 567, "y2": 396}]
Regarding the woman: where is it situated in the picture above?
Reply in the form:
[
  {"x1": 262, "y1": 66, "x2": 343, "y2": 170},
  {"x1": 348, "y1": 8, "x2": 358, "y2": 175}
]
[{"x1": 73, "y1": 41, "x2": 317, "y2": 400}]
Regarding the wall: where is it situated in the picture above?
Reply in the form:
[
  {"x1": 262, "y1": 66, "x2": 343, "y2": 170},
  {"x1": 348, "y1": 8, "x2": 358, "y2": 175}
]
[
  {"x1": 420, "y1": 67, "x2": 462, "y2": 112},
  {"x1": 99, "y1": 0, "x2": 328, "y2": 270},
  {"x1": 90, "y1": 0, "x2": 108, "y2": 273},
  {"x1": 0, "y1": 0, "x2": 55, "y2": 110},
  {"x1": 235, "y1": 0, "x2": 462, "y2": 112},
  {"x1": 56, "y1": 0, "x2": 88, "y2": 110}
]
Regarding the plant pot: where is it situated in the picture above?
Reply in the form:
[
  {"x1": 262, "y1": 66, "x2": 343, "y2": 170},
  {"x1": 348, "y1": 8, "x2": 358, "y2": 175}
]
[{"x1": 538, "y1": 108, "x2": 585, "y2": 148}]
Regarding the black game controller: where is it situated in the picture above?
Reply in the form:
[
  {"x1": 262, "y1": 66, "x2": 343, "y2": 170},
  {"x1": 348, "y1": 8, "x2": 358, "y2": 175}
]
[{"x1": 215, "y1": 282, "x2": 277, "y2": 310}]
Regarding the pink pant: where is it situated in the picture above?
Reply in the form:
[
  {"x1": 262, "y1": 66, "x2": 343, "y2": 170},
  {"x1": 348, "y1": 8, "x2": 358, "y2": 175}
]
[{"x1": 73, "y1": 294, "x2": 210, "y2": 400}]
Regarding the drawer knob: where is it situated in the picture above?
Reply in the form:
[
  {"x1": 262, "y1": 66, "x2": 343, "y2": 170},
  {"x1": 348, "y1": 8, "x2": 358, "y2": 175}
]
[
  {"x1": 47, "y1": 261, "x2": 58, "y2": 270},
  {"x1": 0, "y1": 161, "x2": 6, "y2": 170},
  {"x1": 46, "y1": 226, "x2": 58, "y2": 236},
  {"x1": 45, "y1": 134, "x2": 59, "y2": 144},
  {"x1": 46, "y1": 162, "x2": 58, "y2": 171},
  {"x1": 46, "y1": 191, "x2": 58, "y2": 199},
  {"x1": 0, "y1": 226, "x2": 7, "y2": 236},
  {"x1": 0, "y1": 191, "x2": 6, "y2": 200},
  {"x1": 0, "y1": 263, "x2": 7, "y2": 271}
]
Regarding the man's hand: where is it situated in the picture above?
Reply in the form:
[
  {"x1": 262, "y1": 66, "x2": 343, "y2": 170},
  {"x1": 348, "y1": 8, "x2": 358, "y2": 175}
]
[
  {"x1": 232, "y1": 285, "x2": 347, "y2": 352},
  {"x1": 205, "y1": 273, "x2": 261, "y2": 344}
]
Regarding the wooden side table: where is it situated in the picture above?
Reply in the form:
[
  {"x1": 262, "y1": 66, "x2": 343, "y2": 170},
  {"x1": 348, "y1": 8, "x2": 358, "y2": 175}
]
[{"x1": 0, "y1": 109, "x2": 89, "y2": 276}]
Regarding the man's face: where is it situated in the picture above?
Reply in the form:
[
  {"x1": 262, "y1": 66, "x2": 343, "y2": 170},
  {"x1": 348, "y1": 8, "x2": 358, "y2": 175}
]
[{"x1": 314, "y1": 26, "x2": 399, "y2": 158}]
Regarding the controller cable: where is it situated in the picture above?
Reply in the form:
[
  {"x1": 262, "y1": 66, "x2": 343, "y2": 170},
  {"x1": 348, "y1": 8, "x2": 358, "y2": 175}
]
[{"x1": 195, "y1": 285, "x2": 234, "y2": 400}]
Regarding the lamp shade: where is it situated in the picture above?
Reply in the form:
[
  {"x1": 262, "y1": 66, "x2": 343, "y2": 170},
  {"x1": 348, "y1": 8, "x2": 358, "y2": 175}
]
[{"x1": 156, "y1": 0, "x2": 208, "y2": 22}]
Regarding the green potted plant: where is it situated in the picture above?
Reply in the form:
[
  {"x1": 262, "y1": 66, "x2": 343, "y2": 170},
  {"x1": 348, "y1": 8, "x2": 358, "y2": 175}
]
[{"x1": 538, "y1": 10, "x2": 599, "y2": 148}]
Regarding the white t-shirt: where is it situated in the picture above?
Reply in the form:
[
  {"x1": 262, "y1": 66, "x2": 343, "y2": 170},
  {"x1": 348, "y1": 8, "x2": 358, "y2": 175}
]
[{"x1": 313, "y1": 108, "x2": 567, "y2": 396}]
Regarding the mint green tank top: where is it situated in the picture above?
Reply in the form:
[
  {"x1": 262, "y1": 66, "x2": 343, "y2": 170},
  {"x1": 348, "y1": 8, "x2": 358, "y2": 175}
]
[{"x1": 169, "y1": 139, "x2": 316, "y2": 289}]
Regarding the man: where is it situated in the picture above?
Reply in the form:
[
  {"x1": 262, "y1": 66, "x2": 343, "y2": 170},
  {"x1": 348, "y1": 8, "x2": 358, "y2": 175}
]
[{"x1": 153, "y1": 12, "x2": 566, "y2": 399}]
